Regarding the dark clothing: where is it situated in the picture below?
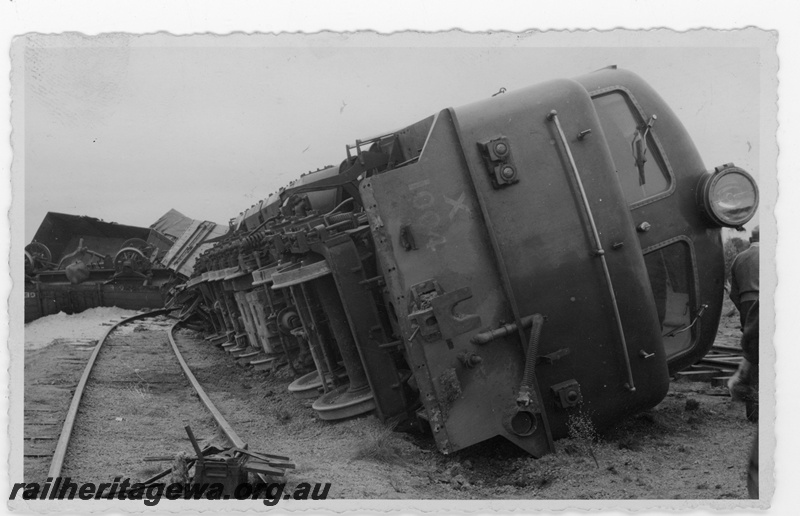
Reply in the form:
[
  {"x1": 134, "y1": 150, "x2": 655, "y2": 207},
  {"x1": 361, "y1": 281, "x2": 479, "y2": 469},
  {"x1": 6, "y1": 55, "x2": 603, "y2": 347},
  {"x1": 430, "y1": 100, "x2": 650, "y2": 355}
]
[
  {"x1": 738, "y1": 299, "x2": 757, "y2": 332},
  {"x1": 748, "y1": 430, "x2": 759, "y2": 499},
  {"x1": 730, "y1": 240, "x2": 761, "y2": 490},
  {"x1": 741, "y1": 300, "x2": 760, "y2": 422},
  {"x1": 740, "y1": 299, "x2": 759, "y2": 365},
  {"x1": 730, "y1": 243, "x2": 759, "y2": 365},
  {"x1": 730, "y1": 243, "x2": 759, "y2": 309},
  {"x1": 728, "y1": 243, "x2": 759, "y2": 419}
]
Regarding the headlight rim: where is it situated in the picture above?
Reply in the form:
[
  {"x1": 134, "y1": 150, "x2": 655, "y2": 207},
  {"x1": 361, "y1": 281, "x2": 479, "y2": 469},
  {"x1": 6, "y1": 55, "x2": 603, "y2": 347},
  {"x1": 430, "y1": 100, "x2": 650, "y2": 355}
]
[{"x1": 698, "y1": 164, "x2": 759, "y2": 229}]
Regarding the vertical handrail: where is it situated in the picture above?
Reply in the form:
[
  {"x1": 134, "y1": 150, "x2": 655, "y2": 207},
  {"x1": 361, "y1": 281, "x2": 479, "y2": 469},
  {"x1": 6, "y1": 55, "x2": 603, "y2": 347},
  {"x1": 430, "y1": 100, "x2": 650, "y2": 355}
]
[{"x1": 546, "y1": 110, "x2": 636, "y2": 392}]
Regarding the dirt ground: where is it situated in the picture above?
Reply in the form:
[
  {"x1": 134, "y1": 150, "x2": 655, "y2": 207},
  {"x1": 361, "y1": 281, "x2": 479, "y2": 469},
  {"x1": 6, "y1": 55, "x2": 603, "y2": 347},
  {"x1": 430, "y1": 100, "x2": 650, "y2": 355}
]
[
  {"x1": 23, "y1": 299, "x2": 757, "y2": 499},
  {"x1": 61, "y1": 317, "x2": 221, "y2": 485},
  {"x1": 170, "y1": 297, "x2": 756, "y2": 500}
]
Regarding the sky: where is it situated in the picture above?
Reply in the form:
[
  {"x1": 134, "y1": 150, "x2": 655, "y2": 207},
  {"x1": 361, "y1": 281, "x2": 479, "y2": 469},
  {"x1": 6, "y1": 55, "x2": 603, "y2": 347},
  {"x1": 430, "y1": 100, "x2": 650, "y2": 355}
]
[{"x1": 21, "y1": 32, "x2": 771, "y2": 243}]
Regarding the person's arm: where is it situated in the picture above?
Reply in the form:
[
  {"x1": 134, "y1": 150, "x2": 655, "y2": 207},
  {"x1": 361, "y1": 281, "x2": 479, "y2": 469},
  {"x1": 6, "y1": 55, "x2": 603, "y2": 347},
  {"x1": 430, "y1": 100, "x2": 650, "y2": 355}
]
[
  {"x1": 741, "y1": 300, "x2": 759, "y2": 365},
  {"x1": 729, "y1": 257, "x2": 741, "y2": 310}
]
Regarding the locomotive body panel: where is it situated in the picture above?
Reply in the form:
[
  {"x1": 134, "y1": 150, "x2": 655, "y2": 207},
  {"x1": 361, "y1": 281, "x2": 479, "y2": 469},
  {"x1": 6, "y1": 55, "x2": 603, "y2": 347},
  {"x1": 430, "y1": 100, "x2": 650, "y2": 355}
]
[
  {"x1": 363, "y1": 111, "x2": 537, "y2": 454},
  {"x1": 576, "y1": 69, "x2": 725, "y2": 373},
  {"x1": 363, "y1": 77, "x2": 671, "y2": 455}
]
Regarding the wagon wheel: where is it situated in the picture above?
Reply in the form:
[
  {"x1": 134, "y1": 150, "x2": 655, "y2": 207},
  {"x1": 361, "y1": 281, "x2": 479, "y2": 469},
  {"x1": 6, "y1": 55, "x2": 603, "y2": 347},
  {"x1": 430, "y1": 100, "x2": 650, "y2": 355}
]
[
  {"x1": 120, "y1": 238, "x2": 150, "y2": 252},
  {"x1": 120, "y1": 238, "x2": 158, "y2": 263},
  {"x1": 25, "y1": 242, "x2": 52, "y2": 264},
  {"x1": 24, "y1": 251, "x2": 35, "y2": 275},
  {"x1": 113, "y1": 247, "x2": 148, "y2": 273}
]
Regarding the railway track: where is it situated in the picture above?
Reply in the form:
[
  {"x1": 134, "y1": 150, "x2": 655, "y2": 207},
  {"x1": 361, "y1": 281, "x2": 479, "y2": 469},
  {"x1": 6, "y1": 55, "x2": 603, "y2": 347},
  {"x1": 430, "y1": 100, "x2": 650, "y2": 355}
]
[
  {"x1": 24, "y1": 310, "x2": 290, "y2": 486},
  {"x1": 675, "y1": 344, "x2": 745, "y2": 386}
]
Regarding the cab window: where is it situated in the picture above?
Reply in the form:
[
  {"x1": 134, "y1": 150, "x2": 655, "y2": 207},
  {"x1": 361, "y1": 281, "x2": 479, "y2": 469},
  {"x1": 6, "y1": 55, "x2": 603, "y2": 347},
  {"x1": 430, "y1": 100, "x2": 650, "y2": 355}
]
[
  {"x1": 644, "y1": 241, "x2": 696, "y2": 359},
  {"x1": 592, "y1": 92, "x2": 670, "y2": 205}
]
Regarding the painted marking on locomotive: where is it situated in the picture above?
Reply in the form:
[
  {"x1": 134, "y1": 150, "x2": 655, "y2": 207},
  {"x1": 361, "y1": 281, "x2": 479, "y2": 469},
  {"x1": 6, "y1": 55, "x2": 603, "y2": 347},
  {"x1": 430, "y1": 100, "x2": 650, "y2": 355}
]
[
  {"x1": 443, "y1": 192, "x2": 470, "y2": 220},
  {"x1": 407, "y1": 180, "x2": 451, "y2": 251},
  {"x1": 412, "y1": 190, "x2": 435, "y2": 210}
]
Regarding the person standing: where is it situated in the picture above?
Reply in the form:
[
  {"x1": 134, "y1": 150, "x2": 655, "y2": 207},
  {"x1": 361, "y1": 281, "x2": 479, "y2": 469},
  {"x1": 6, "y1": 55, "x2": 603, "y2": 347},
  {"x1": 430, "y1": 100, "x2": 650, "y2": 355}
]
[
  {"x1": 727, "y1": 226, "x2": 759, "y2": 421},
  {"x1": 727, "y1": 226, "x2": 760, "y2": 499},
  {"x1": 729, "y1": 226, "x2": 760, "y2": 341}
]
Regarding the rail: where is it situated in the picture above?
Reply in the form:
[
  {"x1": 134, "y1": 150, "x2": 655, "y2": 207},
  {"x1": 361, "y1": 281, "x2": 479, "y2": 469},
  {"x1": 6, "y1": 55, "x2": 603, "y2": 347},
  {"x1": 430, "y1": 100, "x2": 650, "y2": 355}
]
[
  {"x1": 48, "y1": 309, "x2": 168, "y2": 479},
  {"x1": 165, "y1": 321, "x2": 246, "y2": 449},
  {"x1": 47, "y1": 310, "x2": 259, "y2": 480}
]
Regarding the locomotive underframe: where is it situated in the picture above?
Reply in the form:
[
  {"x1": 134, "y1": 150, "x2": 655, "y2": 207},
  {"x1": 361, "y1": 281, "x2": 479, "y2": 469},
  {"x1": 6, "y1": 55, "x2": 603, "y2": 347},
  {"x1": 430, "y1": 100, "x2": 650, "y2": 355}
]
[{"x1": 178, "y1": 67, "x2": 735, "y2": 457}]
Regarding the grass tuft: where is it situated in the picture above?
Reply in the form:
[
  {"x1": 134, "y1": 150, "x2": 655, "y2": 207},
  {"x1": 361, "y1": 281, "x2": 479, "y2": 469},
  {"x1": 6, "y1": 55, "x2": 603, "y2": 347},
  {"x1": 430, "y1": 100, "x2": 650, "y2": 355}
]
[
  {"x1": 352, "y1": 422, "x2": 404, "y2": 464},
  {"x1": 274, "y1": 407, "x2": 292, "y2": 424},
  {"x1": 170, "y1": 452, "x2": 191, "y2": 484}
]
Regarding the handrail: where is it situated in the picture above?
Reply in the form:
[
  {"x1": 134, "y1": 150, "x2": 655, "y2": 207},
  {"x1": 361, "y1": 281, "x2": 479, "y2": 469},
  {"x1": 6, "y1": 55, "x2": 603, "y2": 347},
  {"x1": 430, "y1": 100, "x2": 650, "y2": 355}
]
[{"x1": 547, "y1": 109, "x2": 636, "y2": 392}]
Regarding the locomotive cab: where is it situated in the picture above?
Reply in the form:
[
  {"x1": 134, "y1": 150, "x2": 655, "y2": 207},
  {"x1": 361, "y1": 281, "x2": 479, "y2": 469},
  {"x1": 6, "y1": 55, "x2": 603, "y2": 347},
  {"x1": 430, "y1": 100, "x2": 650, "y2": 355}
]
[
  {"x1": 575, "y1": 68, "x2": 758, "y2": 373},
  {"x1": 361, "y1": 68, "x2": 758, "y2": 456}
]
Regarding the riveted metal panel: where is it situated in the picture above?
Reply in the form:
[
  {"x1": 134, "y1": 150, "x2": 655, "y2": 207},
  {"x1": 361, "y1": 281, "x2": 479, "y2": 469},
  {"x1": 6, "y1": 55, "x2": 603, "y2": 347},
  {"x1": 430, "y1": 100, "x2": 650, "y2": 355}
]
[{"x1": 363, "y1": 78, "x2": 671, "y2": 455}]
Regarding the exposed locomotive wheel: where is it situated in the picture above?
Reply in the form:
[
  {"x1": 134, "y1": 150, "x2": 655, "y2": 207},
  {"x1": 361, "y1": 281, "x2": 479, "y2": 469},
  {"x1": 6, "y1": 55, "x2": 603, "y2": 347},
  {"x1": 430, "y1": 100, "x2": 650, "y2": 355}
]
[
  {"x1": 113, "y1": 246, "x2": 148, "y2": 272},
  {"x1": 287, "y1": 369, "x2": 349, "y2": 399},
  {"x1": 287, "y1": 371, "x2": 328, "y2": 399},
  {"x1": 311, "y1": 383, "x2": 376, "y2": 421}
]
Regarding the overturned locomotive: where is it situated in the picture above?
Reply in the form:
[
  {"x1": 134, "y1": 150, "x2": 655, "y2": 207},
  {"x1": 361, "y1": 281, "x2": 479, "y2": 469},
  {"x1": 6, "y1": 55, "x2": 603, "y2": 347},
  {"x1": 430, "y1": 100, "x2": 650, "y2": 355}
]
[{"x1": 179, "y1": 67, "x2": 758, "y2": 457}]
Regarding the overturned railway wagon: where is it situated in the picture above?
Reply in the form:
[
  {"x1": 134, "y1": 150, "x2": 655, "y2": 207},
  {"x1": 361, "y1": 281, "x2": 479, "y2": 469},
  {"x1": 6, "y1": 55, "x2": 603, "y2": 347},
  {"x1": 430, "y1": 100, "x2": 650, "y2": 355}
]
[
  {"x1": 180, "y1": 67, "x2": 758, "y2": 457},
  {"x1": 24, "y1": 213, "x2": 179, "y2": 322}
]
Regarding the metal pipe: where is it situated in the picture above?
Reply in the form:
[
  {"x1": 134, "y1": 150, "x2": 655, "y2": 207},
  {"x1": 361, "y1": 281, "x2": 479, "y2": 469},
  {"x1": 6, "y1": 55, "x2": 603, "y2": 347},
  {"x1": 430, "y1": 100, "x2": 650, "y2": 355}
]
[
  {"x1": 548, "y1": 110, "x2": 636, "y2": 392},
  {"x1": 471, "y1": 316, "x2": 535, "y2": 345},
  {"x1": 300, "y1": 281, "x2": 343, "y2": 388},
  {"x1": 289, "y1": 284, "x2": 332, "y2": 392},
  {"x1": 314, "y1": 275, "x2": 370, "y2": 394}
]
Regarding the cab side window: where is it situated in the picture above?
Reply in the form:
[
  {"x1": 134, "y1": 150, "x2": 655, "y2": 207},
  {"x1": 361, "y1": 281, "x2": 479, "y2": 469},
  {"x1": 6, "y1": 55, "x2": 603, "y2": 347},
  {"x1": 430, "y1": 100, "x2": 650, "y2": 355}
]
[
  {"x1": 644, "y1": 241, "x2": 696, "y2": 359},
  {"x1": 592, "y1": 92, "x2": 671, "y2": 205}
]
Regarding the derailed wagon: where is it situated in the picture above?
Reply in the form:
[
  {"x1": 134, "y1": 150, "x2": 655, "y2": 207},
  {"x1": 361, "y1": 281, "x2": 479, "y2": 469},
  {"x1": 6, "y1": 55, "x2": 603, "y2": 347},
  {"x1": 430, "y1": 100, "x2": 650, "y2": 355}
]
[
  {"x1": 24, "y1": 213, "x2": 175, "y2": 322},
  {"x1": 23, "y1": 211, "x2": 227, "y2": 323},
  {"x1": 182, "y1": 67, "x2": 758, "y2": 457}
]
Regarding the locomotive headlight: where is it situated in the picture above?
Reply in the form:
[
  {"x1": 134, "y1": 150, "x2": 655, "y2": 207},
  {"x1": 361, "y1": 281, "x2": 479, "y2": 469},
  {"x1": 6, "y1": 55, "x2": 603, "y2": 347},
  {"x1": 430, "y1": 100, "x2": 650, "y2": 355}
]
[{"x1": 697, "y1": 164, "x2": 759, "y2": 228}]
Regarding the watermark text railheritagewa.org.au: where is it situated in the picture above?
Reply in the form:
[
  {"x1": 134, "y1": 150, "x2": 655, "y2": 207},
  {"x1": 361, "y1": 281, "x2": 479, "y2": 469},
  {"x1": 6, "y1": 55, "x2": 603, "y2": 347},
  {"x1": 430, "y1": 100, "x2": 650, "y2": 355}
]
[{"x1": 10, "y1": 477, "x2": 331, "y2": 506}]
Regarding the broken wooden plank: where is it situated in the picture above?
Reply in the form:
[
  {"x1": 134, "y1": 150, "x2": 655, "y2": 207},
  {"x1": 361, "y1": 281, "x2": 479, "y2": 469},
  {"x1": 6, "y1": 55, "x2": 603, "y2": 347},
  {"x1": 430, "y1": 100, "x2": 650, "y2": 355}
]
[
  {"x1": 676, "y1": 370, "x2": 721, "y2": 382},
  {"x1": 712, "y1": 376, "x2": 733, "y2": 388}
]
